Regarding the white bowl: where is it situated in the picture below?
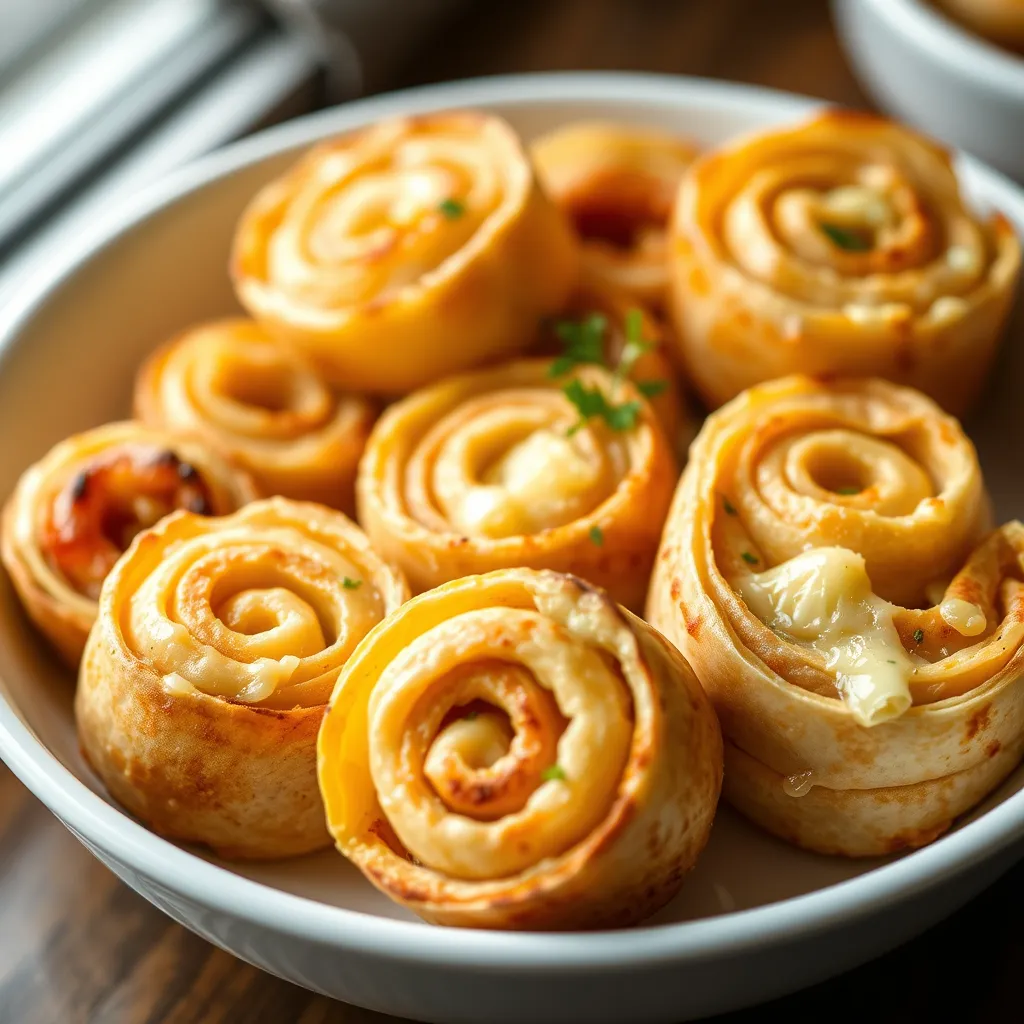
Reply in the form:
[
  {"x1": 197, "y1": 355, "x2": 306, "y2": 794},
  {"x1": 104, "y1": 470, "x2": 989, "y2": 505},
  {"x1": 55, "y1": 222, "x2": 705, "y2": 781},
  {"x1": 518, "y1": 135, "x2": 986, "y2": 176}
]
[
  {"x1": 0, "y1": 72, "x2": 1023, "y2": 1024},
  {"x1": 834, "y1": 0, "x2": 1024, "y2": 180}
]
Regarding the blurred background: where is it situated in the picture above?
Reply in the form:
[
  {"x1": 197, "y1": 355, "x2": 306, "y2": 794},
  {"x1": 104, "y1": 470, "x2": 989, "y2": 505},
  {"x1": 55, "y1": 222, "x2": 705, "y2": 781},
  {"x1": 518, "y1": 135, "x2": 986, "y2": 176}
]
[{"x1": 0, "y1": 0, "x2": 868, "y2": 308}]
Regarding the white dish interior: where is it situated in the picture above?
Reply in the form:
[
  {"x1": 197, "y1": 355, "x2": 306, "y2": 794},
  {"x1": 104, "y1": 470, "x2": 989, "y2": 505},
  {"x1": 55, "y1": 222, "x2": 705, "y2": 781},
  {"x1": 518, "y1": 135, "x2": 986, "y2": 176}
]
[{"x1": 0, "y1": 73, "x2": 1022, "y2": 1023}]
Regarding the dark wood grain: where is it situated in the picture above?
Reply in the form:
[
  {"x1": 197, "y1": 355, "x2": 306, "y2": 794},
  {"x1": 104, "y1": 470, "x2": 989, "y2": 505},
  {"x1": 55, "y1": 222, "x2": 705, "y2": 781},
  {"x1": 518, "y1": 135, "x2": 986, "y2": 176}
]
[{"x1": 1, "y1": 3, "x2": 1018, "y2": 1023}]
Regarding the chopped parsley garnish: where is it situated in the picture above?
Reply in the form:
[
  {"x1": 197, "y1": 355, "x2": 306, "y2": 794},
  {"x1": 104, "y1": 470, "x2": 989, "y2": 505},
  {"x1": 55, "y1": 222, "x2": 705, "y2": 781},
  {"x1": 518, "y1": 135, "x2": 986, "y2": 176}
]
[
  {"x1": 541, "y1": 764, "x2": 567, "y2": 782},
  {"x1": 741, "y1": 551, "x2": 759, "y2": 566},
  {"x1": 819, "y1": 222, "x2": 872, "y2": 252},
  {"x1": 886, "y1": 659, "x2": 897, "y2": 665},
  {"x1": 438, "y1": 197, "x2": 465, "y2": 219},
  {"x1": 722, "y1": 495, "x2": 738, "y2": 516},
  {"x1": 913, "y1": 628, "x2": 925, "y2": 644},
  {"x1": 464, "y1": 710, "x2": 479, "y2": 721},
  {"x1": 342, "y1": 577, "x2": 363, "y2": 590},
  {"x1": 615, "y1": 307, "x2": 655, "y2": 384},
  {"x1": 563, "y1": 378, "x2": 641, "y2": 435},
  {"x1": 548, "y1": 313, "x2": 608, "y2": 377},
  {"x1": 553, "y1": 306, "x2": 661, "y2": 434},
  {"x1": 589, "y1": 525, "x2": 604, "y2": 546},
  {"x1": 835, "y1": 486, "x2": 862, "y2": 496}
]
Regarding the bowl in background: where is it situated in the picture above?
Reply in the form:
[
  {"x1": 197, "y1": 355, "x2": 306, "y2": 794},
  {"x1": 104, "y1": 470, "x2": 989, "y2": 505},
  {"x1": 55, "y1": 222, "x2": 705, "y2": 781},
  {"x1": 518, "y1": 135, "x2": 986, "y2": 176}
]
[{"x1": 834, "y1": 0, "x2": 1024, "y2": 181}]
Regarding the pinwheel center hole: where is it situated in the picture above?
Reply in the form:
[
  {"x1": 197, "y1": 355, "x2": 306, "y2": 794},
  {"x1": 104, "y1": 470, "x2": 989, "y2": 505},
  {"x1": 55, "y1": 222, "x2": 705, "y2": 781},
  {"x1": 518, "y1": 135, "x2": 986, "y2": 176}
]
[
  {"x1": 814, "y1": 184, "x2": 897, "y2": 251},
  {"x1": 566, "y1": 170, "x2": 668, "y2": 249},
  {"x1": 806, "y1": 455, "x2": 868, "y2": 497},
  {"x1": 208, "y1": 564, "x2": 337, "y2": 649},
  {"x1": 219, "y1": 362, "x2": 299, "y2": 413},
  {"x1": 441, "y1": 702, "x2": 514, "y2": 769}
]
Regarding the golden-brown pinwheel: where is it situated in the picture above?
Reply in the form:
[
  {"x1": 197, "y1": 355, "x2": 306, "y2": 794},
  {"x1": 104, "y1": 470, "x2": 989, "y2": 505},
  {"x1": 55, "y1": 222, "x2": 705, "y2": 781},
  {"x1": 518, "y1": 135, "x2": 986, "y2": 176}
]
[
  {"x1": 76, "y1": 498, "x2": 408, "y2": 859},
  {"x1": 318, "y1": 568, "x2": 722, "y2": 929},
  {"x1": 1, "y1": 422, "x2": 258, "y2": 665},
  {"x1": 232, "y1": 111, "x2": 579, "y2": 394},
  {"x1": 668, "y1": 110, "x2": 1020, "y2": 415},
  {"x1": 356, "y1": 359, "x2": 677, "y2": 611},
  {"x1": 135, "y1": 318, "x2": 375, "y2": 512},
  {"x1": 532, "y1": 121, "x2": 697, "y2": 310},
  {"x1": 647, "y1": 375, "x2": 1024, "y2": 856}
]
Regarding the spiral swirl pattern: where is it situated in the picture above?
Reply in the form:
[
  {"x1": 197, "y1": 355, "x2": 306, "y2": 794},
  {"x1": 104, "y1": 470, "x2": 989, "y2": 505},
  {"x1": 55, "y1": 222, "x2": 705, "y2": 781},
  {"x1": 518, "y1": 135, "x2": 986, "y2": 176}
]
[
  {"x1": 135, "y1": 318, "x2": 374, "y2": 512},
  {"x1": 318, "y1": 568, "x2": 722, "y2": 929},
  {"x1": 117, "y1": 498, "x2": 406, "y2": 710},
  {"x1": 232, "y1": 111, "x2": 578, "y2": 393},
  {"x1": 75, "y1": 497, "x2": 408, "y2": 859},
  {"x1": 648, "y1": 375, "x2": 1024, "y2": 855},
  {"x1": 357, "y1": 359, "x2": 676, "y2": 610},
  {"x1": 669, "y1": 110, "x2": 1020, "y2": 414}
]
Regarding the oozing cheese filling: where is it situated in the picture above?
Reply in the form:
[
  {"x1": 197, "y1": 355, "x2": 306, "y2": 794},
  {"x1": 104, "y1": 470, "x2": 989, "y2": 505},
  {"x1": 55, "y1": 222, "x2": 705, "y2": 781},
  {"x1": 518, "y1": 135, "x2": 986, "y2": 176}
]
[
  {"x1": 450, "y1": 429, "x2": 610, "y2": 538},
  {"x1": 819, "y1": 184, "x2": 893, "y2": 229},
  {"x1": 737, "y1": 546, "x2": 916, "y2": 727},
  {"x1": 939, "y1": 596, "x2": 987, "y2": 637}
]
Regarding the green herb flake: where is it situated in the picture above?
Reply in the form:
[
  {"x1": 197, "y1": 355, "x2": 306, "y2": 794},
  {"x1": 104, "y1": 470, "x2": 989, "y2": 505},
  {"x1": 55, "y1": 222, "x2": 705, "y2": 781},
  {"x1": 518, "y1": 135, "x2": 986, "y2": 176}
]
[
  {"x1": 589, "y1": 525, "x2": 604, "y2": 546},
  {"x1": 887, "y1": 659, "x2": 897, "y2": 665},
  {"x1": 616, "y1": 307, "x2": 655, "y2": 383},
  {"x1": 562, "y1": 378, "x2": 641, "y2": 434},
  {"x1": 342, "y1": 577, "x2": 363, "y2": 590},
  {"x1": 541, "y1": 764, "x2": 567, "y2": 782},
  {"x1": 637, "y1": 379, "x2": 668, "y2": 399},
  {"x1": 438, "y1": 197, "x2": 466, "y2": 219},
  {"x1": 722, "y1": 495, "x2": 738, "y2": 516},
  {"x1": 819, "y1": 222, "x2": 872, "y2": 252},
  {"x1": 835, "y1": 486, "x2": 862, "y2": 496},
  {"x1": 913, "y1": 628, "x2": 925, "y2": 644},
  {"x1": 548, "y1": 313, "x2": 608, "y2": 377},
  {"x1": 604, "y1": 399, "x2": 642, "y2": 431},
  {"x1": 464, "y1": 710, "x2": 479, "y2": 721},
  {"x1": 741, "y1": 552, "x2": 759, "y2": 566}
]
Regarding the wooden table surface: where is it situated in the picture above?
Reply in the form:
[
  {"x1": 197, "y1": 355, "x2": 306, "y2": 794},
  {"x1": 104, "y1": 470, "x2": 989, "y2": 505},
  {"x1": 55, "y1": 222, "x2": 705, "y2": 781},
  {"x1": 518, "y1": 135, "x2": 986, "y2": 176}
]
[{"x1": 2, "y1": 1, "x2": 1021, "y2": 1022}]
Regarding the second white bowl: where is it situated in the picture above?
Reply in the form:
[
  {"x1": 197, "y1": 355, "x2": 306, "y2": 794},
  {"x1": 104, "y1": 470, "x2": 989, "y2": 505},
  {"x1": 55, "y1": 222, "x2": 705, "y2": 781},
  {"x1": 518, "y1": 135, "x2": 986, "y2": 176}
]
[{"x1": 834, "y1": 0, "x2": 1024, "y2": 181}]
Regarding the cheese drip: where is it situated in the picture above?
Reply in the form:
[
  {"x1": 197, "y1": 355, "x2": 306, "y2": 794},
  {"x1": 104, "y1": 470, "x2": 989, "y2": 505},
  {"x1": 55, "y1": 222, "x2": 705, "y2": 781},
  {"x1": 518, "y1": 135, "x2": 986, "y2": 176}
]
[
  {"x1": 940, "y1": 597, "x2": 987, "y2": 637},
  {"x1": 738, "y1": 547, "x2": 915, "y2": 727}
]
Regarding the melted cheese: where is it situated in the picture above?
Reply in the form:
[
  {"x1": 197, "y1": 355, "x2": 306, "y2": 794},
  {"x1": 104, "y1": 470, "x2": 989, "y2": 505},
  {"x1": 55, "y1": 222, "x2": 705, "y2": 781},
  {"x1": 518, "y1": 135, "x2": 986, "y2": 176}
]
[
  {"x1": 842, "y1": 302, "x2": 911, "y2": 326},
  {"x1": 161, "y1": 672, "x2": 198, "y2": 697},
  {"x1": 451, "y1": 430, "x2": 605, "y2": 538},
  {"x1": 821, "y1": 185, "x2": 891, "y2": 228},
  {"x1": 927, "y1": 295, "x2": 969, "y2": 324},
  {"x1": 738, "y1": 546, "x2": 914, "y2": 727},
  {"x1": 940, "y1": 597, "x2": 987, "y2": 637},
  {"x1": 946, "y1": 245, "x2": 980, "y2": 273}
]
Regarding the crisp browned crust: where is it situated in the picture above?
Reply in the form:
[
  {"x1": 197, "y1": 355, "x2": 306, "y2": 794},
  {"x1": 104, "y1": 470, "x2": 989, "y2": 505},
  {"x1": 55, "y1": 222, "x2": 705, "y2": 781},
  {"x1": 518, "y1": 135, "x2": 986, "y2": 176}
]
[
  {"x1": 318, "y1": 568, "x2": 722, "y2": 929},
  {"x1": 668, "y1": 109, "x2": 1021, "y2": 415},
  {"x1": 647, "y1": 375, "x2": 1024, "y2": 856},
  {"x1": 356, "y1": 359, "x2": 677, "y2": 612},
  {"x1": 231, "y1": 111, "x2": 579, "y2": 395},
  {"x1": 76, "y1": 497, "x2": 408, "y2": 860}
]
